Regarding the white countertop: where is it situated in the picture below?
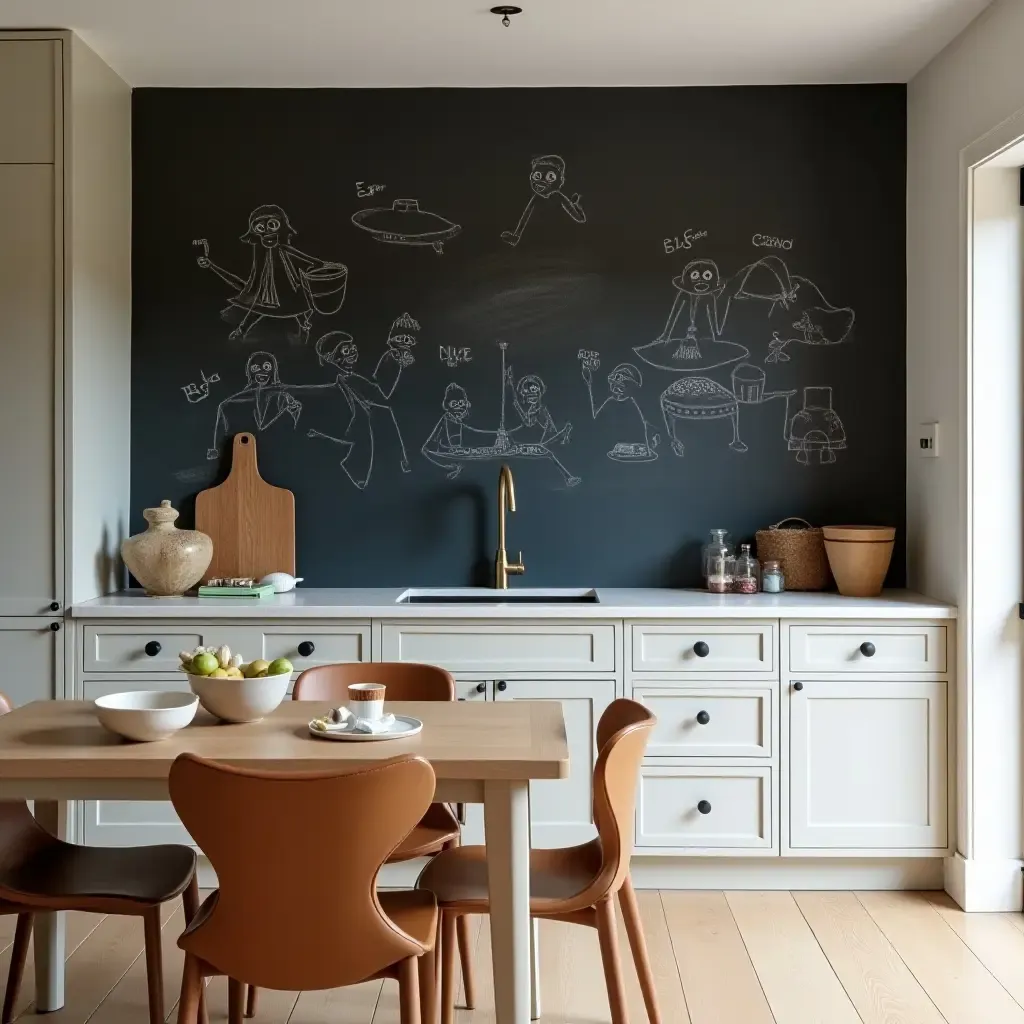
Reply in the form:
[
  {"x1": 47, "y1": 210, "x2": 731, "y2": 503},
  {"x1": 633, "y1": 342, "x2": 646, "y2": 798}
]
[{"x1": 71, "y1": 588, "x2": 957, "y2": 620}]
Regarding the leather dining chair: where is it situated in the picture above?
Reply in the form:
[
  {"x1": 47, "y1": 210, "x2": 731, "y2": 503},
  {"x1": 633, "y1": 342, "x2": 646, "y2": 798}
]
[
  {"x1": 169, "y1": 751, "x2": 440, "y2": 1024},
  {"x1": 0, "y1": 693, "x2": 202, "y2": 1024},
  {"x1": 417, "y1": 698, "x2": 661, "y2": 1024},
  {"x1": 245, "y1": 662, "x2": 473, "y2": 1020}
]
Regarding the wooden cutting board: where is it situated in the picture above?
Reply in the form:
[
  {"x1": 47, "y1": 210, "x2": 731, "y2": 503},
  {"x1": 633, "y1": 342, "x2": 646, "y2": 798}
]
[{"x1": 195, "y1": 432, "x2": 295, "y2": 582}]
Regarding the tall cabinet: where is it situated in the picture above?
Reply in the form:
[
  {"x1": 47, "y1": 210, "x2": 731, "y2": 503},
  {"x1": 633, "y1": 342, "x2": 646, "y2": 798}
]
[{"x1": 0, "y1": 32, "x2": 131, "y2": 708}]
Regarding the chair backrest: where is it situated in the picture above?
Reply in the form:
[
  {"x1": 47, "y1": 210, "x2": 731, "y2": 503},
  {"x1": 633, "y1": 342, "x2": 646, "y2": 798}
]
[
  {"x1": 293, "y1": 662, "x2": 454, "y2": 703},
  {"x1": 562, "y1": 699, "x2": 654, "y2": 912},
  {"x1": 0, "y1": 693, "x2": 52, "y2": 876},
  {"x1": 169, "y1": 752, "x2": 435, "y2": 990}
]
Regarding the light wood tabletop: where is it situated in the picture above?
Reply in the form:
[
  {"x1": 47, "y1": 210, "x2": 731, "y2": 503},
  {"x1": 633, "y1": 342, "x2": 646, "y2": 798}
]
[{"x1": 0, "y1": 699, "x2": 570, "y2": 781}]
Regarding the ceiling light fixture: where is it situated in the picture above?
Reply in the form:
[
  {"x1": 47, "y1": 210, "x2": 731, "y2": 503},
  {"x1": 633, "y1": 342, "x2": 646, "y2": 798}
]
[{"x1": 491, "y1": 6, "x2": 522, "y2": 28}]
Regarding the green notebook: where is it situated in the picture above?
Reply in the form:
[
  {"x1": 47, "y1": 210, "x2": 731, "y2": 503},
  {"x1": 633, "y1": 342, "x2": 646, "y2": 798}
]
[{"x1": 197, "y1": 584, "x2": 275, "y2": 598}]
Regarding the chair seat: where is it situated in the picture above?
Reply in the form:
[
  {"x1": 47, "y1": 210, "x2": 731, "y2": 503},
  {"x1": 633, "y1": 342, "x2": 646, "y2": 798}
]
[
  {"x1": 388, "y1": 802, "x2": 460, "y2": 863},
  {"x1": 417, "y1": 841, "x2": 603, "y2": 915},
  {"x1": 378, "y1": 889, "x2": 438, "y2": 949},
  {"x1": 0, "y1": 842, "x2": 196, "y2": 906}
]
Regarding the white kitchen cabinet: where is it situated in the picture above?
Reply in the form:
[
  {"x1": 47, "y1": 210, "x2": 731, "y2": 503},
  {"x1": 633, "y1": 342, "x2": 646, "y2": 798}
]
[
  {"x1": 0, "y1": 619, "x2": 60, "y2": 707},
  {"x1": 788, "y1": 679, "x2": 948, "y2": 850},
  {"x1": 494, "y1": 678, "x2": 616, "y2": 848}
]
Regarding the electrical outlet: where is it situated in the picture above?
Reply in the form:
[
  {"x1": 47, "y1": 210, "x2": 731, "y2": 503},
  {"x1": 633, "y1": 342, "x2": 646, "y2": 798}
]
[{"x1": 917, "y1": 422, "x2": 939, "y2": 457}]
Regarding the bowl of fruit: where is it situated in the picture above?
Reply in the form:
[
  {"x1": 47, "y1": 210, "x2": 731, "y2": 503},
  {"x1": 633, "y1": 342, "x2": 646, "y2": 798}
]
[{"x1": 179, "y1": 645, "x2": 293, "y2": 724}]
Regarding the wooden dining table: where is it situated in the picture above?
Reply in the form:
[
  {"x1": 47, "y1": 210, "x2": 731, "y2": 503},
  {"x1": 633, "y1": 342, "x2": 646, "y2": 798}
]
[{"x1": 0, "y1": 698, "x2": 569, "y2": 1024}]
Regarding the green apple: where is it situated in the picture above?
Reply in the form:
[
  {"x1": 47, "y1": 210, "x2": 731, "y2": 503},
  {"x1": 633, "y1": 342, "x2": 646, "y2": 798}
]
[
  {"x1": 267, "y1": 657, "x2": 293, "y2": 677},
  {"x1": 191, "y1": 652, "x2": 219, "y2": 676},
  {"x1": 246, "y1": 659, "x2": 270, "y2": 678}
]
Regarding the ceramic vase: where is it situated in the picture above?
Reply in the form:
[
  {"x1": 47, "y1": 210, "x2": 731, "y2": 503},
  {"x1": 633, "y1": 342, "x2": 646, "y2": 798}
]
[{"x1": 121, "y1": 500, "x2": 213, "y2": 597}]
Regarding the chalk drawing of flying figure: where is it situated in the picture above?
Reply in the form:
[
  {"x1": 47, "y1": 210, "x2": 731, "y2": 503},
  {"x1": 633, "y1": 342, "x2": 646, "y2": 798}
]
[
  {"x1": 194, "y1": 205, "x2": 348, "y2": 343},
  {"x1": 501, "y1": 155, "x2": 586, "y2": 247},
  {"x1": 305, "y1": 315, "x2": 418, "y2": 491}
]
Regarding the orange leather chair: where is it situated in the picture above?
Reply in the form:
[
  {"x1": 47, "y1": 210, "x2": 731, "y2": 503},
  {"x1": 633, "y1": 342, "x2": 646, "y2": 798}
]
[
  {"x1": 169, "y1": 751, "x2": 439, "y2": 1024},
  {"x1": 0, "y1": 693, "x2": 202, "y2": 1024},
  {"x1": 418, "y1": 698, "x2": 661, "y2": 1024},
  {"x1": 247, "y1": 662, "x2": 475, "y2": 1019}
]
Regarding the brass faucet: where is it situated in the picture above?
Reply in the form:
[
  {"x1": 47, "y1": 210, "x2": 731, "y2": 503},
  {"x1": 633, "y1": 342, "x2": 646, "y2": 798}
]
[{"x1": 495, "y1": 464, "x2": 525, "y2": 589}]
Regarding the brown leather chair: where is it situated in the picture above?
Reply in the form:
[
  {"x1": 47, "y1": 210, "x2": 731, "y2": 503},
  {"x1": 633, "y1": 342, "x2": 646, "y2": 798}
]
[
  {"x1": 0, "y1": 693, "x2": 202, "y2": 1024},
  {"x1": 417, "y1": 698, "x2": 661, "y2": 1024},
  {"x1": 169, "y1": 751, "x2": 440, "y2": 1024},
  {"x1": 244, "y1": 662, "x2": 474, "y2": 1020}
]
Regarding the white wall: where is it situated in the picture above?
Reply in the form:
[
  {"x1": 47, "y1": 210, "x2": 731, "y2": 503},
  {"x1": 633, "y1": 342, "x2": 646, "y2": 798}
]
[
  {"x1": 908, "y1": 0, "x2": 1024, "y2": 907},
  {"x1": 66, "y1": 34, "x2": 131, "y2": 602}
]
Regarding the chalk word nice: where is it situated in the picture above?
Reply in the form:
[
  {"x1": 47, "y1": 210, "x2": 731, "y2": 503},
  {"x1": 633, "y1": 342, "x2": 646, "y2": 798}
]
[
  {"x1": 356, "y1": 181, "x2": 386, "y2": 197},
  {"x1": 663, "y1": 229, "x2": 707, "y2": 254},
  {"x1": 440, "y1": 345, "x2": 472, "y2": 368},
  {"x1": 752, "y1": 233, "x2": 793, "y2": 250}
]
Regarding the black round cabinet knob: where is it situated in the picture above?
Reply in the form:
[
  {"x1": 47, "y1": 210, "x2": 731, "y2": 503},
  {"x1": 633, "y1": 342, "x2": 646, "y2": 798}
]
[
  {"x1": 144, "y1": 640, "x2": 161, "y2": 656},
  {"x1": 693, "y1": 641, "x2": 710, "y2": 658},
  {"x1": 297, "y1": 641, "x2": 315, "y2": 657},
  {"x1": 793, "y1": 681, "x2": 804, "y2": 691},
  {"x1": 49, "y1": 602, "x2": 59, "y2": 612},
  {"x1": 497, "y1": 680, "x2": 507, "y2": 692},
  {"x1": 860, "y1": 641, "x2": 876, "y2": 658},
  {"x1": 696, "y1": 710, "x2": 711, "y2": 725},
  {"x1": 49, "y1": 621, "x2": 61, "y2": 632},
  {"x1": 476, "y1": 682, "x2": 486, "y2": 693},
  {"x1": 697, "y1": 800, "x2": 712, "y2": 815}
]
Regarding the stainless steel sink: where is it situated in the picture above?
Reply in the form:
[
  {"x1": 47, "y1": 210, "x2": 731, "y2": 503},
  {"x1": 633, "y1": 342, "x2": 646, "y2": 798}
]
[{"x1": 396, "y1": 587, "x2": 600, "y2": 605}]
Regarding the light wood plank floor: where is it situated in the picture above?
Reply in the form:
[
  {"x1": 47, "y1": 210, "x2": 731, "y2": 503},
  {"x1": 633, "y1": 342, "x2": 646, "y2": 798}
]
[{"x1": 7, "y1": 891, "x2": 1024, "y2": 1023}]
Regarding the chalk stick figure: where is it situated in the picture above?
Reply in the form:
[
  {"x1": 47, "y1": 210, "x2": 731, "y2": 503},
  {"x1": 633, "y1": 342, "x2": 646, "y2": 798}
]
[{"x1": 501, "y1": 155, "x2": 585, "y2": 247}]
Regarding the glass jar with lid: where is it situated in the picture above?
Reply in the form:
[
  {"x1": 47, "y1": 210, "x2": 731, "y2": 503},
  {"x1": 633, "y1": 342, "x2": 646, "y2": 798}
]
[
  {"x1": 701, "y1": 529, "x2": 731, "y2": 582},
  {"x1": 731, "y1": 543, "x2": 760, "y2": 594},
  {"x1": 706, "y1": 550, "x2": 733, "y2": 594},
  {"x1": 761, "y1": 559, "x2": 785, "y2": 593}
]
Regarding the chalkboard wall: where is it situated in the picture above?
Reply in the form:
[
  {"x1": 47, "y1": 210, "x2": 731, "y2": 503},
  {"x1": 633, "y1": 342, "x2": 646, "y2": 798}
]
[{"x1": 131, "y1": 86, "x2": 907, "y2": 587}]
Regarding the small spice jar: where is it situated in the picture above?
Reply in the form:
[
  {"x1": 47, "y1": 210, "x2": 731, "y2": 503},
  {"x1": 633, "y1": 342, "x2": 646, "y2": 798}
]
[
  {"x1": 731, "y1": 544, "x2": 760, "y2": 594},
  {"x1": 706, "y1": 551, "x2": 733, "y2": 594},
  {"x1": 761, "y1": 560, "x2": 785, "y2": 593}
]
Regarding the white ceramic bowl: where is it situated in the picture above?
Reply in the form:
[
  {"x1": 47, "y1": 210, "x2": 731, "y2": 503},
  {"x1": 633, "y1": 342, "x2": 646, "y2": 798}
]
[
  {"x1": 188, "y1": 672, "x2": 290, "y2": 724},
  {"x1": 94, "y1": 691, "x2": 199, "y2": 742}
]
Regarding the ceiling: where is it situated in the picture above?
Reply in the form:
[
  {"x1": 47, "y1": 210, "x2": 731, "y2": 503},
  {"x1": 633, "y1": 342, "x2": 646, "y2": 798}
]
[{"x1": 0, "y1": 0, "x2": 993, "y2": 87}]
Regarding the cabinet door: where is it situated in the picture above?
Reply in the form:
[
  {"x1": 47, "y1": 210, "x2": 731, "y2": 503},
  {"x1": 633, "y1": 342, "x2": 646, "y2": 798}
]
[
  {"x1": 0, "y1": 620, "x2": 57, "y2": 706},
  {"x1": 789, "y1": 680, "x2": 947, "y2": 850},
  {"x1": 0, "y1": 41, "x2": 57, "y2": 164},
  {"x1": 454, "y1": 680, "x2": 489, "y2": 846},
  {"x1": 494, "y1": 678, "x2": 616, "y2": 848},
  {"x1": 0, "y1": 164, "x2": 58, "y2": 613}
]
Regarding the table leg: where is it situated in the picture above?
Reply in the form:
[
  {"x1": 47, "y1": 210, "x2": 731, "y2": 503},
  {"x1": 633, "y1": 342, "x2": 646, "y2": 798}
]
[
  {"x1": 484, "y1": 780, "x2": 530, "y2": 1024},
  {"x1": 531, "y1": 918, "x2": 542, "y2": 1021},
  {"x1": 33, "y1": 800, "x2": 67, "y2": 1012}
]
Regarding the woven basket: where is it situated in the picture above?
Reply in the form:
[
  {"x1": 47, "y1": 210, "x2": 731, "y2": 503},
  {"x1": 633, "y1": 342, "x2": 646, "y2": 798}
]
[{"x1": 754, "y1": 518, "x2": 833, "y2": 591}]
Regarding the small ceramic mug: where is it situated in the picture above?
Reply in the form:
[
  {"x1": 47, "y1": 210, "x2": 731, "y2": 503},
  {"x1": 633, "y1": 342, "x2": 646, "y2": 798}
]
[{"x1": 348, "y1": 683, "x2": 386, "y2": 722}]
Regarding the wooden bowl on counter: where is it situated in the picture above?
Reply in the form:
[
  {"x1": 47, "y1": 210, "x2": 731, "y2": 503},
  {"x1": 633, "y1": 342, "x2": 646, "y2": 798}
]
[{"x1": 821, "y1": 526, "x2": 896, "y2": 598}]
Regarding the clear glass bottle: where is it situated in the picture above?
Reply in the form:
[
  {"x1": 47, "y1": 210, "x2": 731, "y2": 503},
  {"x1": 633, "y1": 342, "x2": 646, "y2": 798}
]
[
  {"x1": 761, "y1": 559, "x2": 785, "y2": 594},
  {"x1": 731, "y1": 543, "x2": 760, "y2": 594},
  {"x1": 706, "y1": 550, "x2": 733, "y2": 594},
  {"x1": 702, "y1": 529, "x2": 731, "y2": 582}
]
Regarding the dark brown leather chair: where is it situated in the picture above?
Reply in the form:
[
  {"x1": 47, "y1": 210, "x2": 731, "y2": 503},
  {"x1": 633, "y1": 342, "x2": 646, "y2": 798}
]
[
  {"x1": 0, "y1": 693, "x2": 202, "y2": 1024},
  {"x1": 418, "y1": 698, "x2": 661, "y2": 1024},
  {"x1": 169, "y1": 751, "x2": 439, "y2": 1024},
  {"x1": 245, "y1": 662, "x2": 473, "y2": 1019}
]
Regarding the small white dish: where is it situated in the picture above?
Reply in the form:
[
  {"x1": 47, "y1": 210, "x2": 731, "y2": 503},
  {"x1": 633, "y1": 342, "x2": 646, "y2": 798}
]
[
  {"x1": 308, "y1": 714, "x2": 423, "y2": 742},
  {"x1": 94, "y1": 691, "x2": 198, "y2": 742},
  {"x1": 188, "y1": 672, "x2": 289, "y2": 724}
]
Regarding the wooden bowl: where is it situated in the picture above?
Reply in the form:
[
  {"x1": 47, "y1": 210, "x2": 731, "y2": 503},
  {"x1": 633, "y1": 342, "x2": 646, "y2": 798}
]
[{"x1": 821, "y1": 526, "x2": 896, "y2": 598}]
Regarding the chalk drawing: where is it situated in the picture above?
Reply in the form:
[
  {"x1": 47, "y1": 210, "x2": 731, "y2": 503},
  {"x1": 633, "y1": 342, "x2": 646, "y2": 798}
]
[
  {"x1": 351, "y1": 199, "x2": 461, "y2": 254},
  {"x1": 663, "y1": 229, "x2": 707, "y2": 254},
  {"x1": 660, "y1": 377, "x2": 747, "y2": 457},
  {"x1": 440, "y1": 346, "x2": 472, "y2": 368},
  {"x1": 195, "y1": 206, "x2": 347, "y2": 343},
  {"x1": 501, "y1": 155, "x2": 586, "y2": 247},
  {"x1": 181, "y1": 369, "x2": 221, "y2": 404},
  {"x1": 422, "y1": 342, "x2": 580, "y2": 486},
  {"x1": 786, "y1": 386, "x2": 847, "y2": 465},
  {"x1": 578, "y1": 350, "x2": 660, "y2": 462},
  {"x1": 634, "y1": 259, "x2": 749, "y2": 373},
  {"x1": 356, "y1": 181, "x2": 386, "y2": 197}
]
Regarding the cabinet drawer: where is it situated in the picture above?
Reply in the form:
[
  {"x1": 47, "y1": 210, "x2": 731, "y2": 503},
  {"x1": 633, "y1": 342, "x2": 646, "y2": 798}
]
[
  {"x1": 82, "y1": 625, "x2": 217, "y2": 674},
  {"x1": 258, "y1": 625, "x2": 369, "y2": 668},
  {"x1": 631, "y1": 623, "x2": 775, "y2": 675},
  {"x1": 380, "y1": 623, "x2": 616, "y2": 674},
  {"x1": 789, "y1": 625, "x2": 946, "y2": 674},
  {"x1": 633, "y1": 685, "x2": 771, "y2": 758},
  {"x1": 636, "y1": 766, "x2": 771, "y2": 848}
]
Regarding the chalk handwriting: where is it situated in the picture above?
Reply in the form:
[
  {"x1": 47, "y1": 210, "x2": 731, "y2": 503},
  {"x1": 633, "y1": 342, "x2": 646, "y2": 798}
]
[
  {"x1": 752, "y1": 233, "x2": 793, "y2": 251},
  {"x1": 356, "y1": 181, "x2": 386, "y2": 197},
  {"x1": 662, "y1": 229, "x2": 707, "y2": 254},
  {"x1": 439, "y1": 345, "x2": 472, "y2": 368}
]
